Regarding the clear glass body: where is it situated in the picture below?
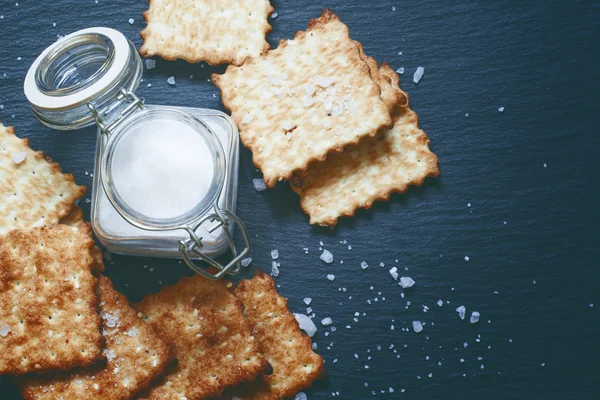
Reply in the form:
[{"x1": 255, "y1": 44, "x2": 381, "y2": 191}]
[{"x1": 91, "y1": 105, "x2": 239, "y2": 258}]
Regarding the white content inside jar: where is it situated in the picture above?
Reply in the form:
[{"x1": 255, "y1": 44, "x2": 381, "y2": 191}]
[{"x1": 110, "y1": 119, "x2": 214, "y2": 220}]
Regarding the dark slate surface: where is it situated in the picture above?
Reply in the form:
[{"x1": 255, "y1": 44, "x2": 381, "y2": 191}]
[{"x1": 1, "y1": 0, "x2": 599, "y2": 399}]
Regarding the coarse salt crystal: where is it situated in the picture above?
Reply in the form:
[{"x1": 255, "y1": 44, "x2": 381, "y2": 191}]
[
  {"x1": 0, "y1": 324, "x2": 11, "y2": 337},
  {"x1": 241, "y1": 257, "x2": 252, "y2": 267},
  {"x1": 389, "y1": 267, "x2": 399, "y2": 281},
  {"x1": 437, "y1": 299, "x2": 443, "y2": 307},
  {"x1": 320, "y1": 249, "x2": 333, "y2": 264},
  {"x1": 399, "y1": 277, "x2": 415, "y2": 288},
  {"x1": 241, "y1": 113, "x2": 253, "y2": 124},
  {"x1": 167, "y1": 76, "x2": 175, "y2": 85},
  {"x1": 303, "y1": 297, "x2": 312, "y2": 305},
  {"x1": 413, "y1": 67, "x2": 425, "y2": 84},
  {"x1": 498, "y1": 107, "x2": 505, "y2": 112},
  {"x1": 271, "y1": 262, "x2": 280, "y2": 277},
  {"x1": 315, "y1": 76, "x2": 335, "y2": 88},
  {"x1": 252, "y1": 178, "x2": 267, "y2": 192},
  {"x1": 11, "y1": 152, "x2": 26, "y2": 164},
  {"x1": 321, "y1": 317, "x2": 333, "y2": 326},
  {"x1": 456, "y1": 305, "x2": 466, "y2": 320},
  {"x1": 282, "y1": 121, "x2": 294, "y2": 131},
  {"x1": 271, "y1": 12, "x2": 278, "y2": 19},
  {"x1": 128, "y1": 18, "x2": 134, "y2": 24},
  {"x1": 304, "y1": 83, "x2": 316, "y2": 95},
  {"x1": 294, "y1": 392, "x2": 308, "y2": 400},
  {"x1": 145, "y1": 59, "x2": 156, "y2": 69},
  {"x1": 271, "y1": 249, "x2": 279, "y2": 260},
  {"x1": 302, "y1": 95, "x2": 315, "y2": 107},
  {"x1": 396, "y1": 67, "x2": 404, "y2": 75},
  {"x1": 294, "y1": 314, "x2": 317, "y2": 337},
  {"x1": 327, "y1": 274, "x2": 335, "y2": 281},
  {"x1": 464, "y1": 256, "x2": 470, "y2": 261},
  {"x1": 470, "y1": 311, "x2": 480, "y2": 324},
  {"x1": 360, "y1": 261, "x2": 368, "y2": 270},
  {"x1": 412, "y1": 321, "x2": 423, "y2": 333}
]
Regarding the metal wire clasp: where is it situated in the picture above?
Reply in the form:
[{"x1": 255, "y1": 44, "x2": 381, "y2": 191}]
[
  {"x1": 87, "y1": 89, "x2": 144, "y2": 135},
  {"x1": 178, "y1": 205, "x2": 250, "y2": 280}
]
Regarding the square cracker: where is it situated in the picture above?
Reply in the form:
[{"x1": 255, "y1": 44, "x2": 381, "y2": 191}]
[
  {"x1": 0, "y1": 224, "x2": 103, "y2": 375},
  {"x1": 140, "y1": 0, "x2": 274, "y2": 66},
  {"x1": 232, "y1": 271, "x2": 324, "y2": 399},
  {"x1": 0, "y1": 123, "x2": 86, "y2": 236},
  {"x1": 21, "y1": 275, "x2": 173, "y2": 400},
  {"x1": 135, "y1": 275, "x2": 267, "y2": 400},
  {"x1": 290, "y1": 63, "x2": 440, "y2": 226},
  {"x1": 212, "y1": 9, "x2": 393, "y2": 187}
]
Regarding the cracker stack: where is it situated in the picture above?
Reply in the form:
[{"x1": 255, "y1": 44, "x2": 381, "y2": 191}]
[{"x1": 213, "y1": 10, "x2": 440, "y2": 225}]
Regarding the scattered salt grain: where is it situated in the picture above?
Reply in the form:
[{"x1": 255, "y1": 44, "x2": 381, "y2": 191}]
[
  {"x1": 294, "y1": 314, "x2": 317, "y2": 337},
  {"x1": 294, "y1": 393, "x2": 307, "y2": 400},
  {"x1": 412, "y1": 321, "x2": 423, "y2": 333},
  {"x1": 0, "y1": 324, "x2": 11, "y2": 337},
  {"x1": 271, "y1": 262, "x2": 280, "y2": 277},
  {"x1": 167, "y1": 76, "x2": 175, "y2": 85},
  {"x1": 271, "y1": 249, "x2": 279, "y2": 260},
  {"x1": 413, "y1": 67, "x2": 425, "y2": 84},
  {"x1": 321, "y1": 317, "x2": 333, "y2": 326},
  {"x1": 252, "y1": 178, "x2": 267, "y2": 191},
  {"x1": 456, "y1": 305, "x2": 466, "y2": 320},
  {"x1": 303, "y1": 297, "x2": 312, "y2": 305},
  {"x1": 470, "y1": 311, "x2": 480, "y2": 324},
  {"x1": 320, "y1": 249, "x2": 333, "y2": 264},
  {"x1": 360, "y1": 261, "x2": 368, "y2": 270},
  {"x1": 241, "y1": 113, "x2": 253, "y2": 124},
  {"x1": 437, "y1": 299, "x2": 443, "y2": 307},
  {"x1": 396, "y1": 67, "x2": 404, "y2": 75},
  {"x1": 399, "y1": 277, "x2": 415, "y2": 288},
  {"x1": 498, "y1": 107, "x2": 505, "y2": 112},
  {"x1": 389, "y1": 267, "x2": 399, "y2": 281},
  {"x1": 241, "y1": 257, "x2": 252, "y2": 267},
  {"x1": 327, "y1": 274, "x2": 335, "y2": 281},
  {"x1": 11, "y1": 152, "x2": 26, "y2": 164},
  {"x1": 464, "y1": 255, "x2": 470, "y2": 261},
  {"x1": 315, "y1": 76, "x2": 335, "y2": 88},
  {"x1": 128, "y1": 18, "x2": 134, "y2": 24}
]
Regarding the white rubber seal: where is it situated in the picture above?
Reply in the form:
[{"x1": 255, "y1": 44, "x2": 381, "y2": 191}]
[{"x1": 24, "y1": 27, "x2": 129, "y2": 111}]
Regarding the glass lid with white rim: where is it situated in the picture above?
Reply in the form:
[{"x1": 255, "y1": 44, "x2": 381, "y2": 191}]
[{"x1": 23, "y1": 26, "x2": 249, "y2": 280}]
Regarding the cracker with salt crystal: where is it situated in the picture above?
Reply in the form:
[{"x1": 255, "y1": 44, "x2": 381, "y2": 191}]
[
  {"x1": 212, "y1": 9, "x2": 393, "y2": 187},
  {"x1": 135, "y1": 275, "x2": 267, "y2": 400},
  {"x1": 58, "y1": 205, "x2": 106, "y2": 272},
  {"x1": 232, "y1": 271, "x2": 324, "y2": 399},
  {"x1": 0, "y1": 123, "x2": 86, "y2": 236},
  {"x1": 21, "y1": 275, "x2": 173, "y2": 400},
  {"x1": 0, "y1": 224, "x2": 103, "y2": 375},
  {"x1": 290, "y1": 63, "x2": 440, "y2": 226},
  {"x1": 140, "y1": 0, "x2": 274, "y2": 66}
]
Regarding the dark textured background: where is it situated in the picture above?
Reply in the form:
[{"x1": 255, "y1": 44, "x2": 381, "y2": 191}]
[{"x1": 1, "y1": 0, "x2": 599, "y2": 399}]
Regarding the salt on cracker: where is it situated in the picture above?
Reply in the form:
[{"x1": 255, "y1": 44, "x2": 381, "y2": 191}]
[
  {"x1": 21, "y1": 275, "x2": 172, "y2": 400},
  {"x1": 233, "y1": 271, "x2": 324, "y2": 399},
  {"x1": 135, "y1": 275, "x2": 267, "y2": 399},
  {"x1": 58, "y1": 205, "x2": 105, "y2": 273},
  {"x1": 140, "y1": 0, "x2": 274, "y2": 66},
  {"x1": 212, "y1": 9, "x2": 393, "y2": 187},
  {"x1": 290, "y1": 63, "x2": 440, "y2": 226},
  {"x1": 0, "y1": 123, "x2": 86, "y2": 236},
  {"x1": 0, "y1": 224, "x2": 103, "y2": 375}
]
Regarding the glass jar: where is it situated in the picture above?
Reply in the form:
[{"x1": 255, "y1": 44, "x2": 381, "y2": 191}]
[{"x1": 24, "y1": 27, "x2": 249, "y2": 280}]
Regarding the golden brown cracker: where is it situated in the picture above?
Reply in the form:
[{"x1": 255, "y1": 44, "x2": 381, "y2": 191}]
[
  {"x1": 0, "y1": 123, "x2": 86, "y2": 235},
  {"x1": 233, "y1": 271, "x2": 324, "y2": 399},
  {"x1": 291, "y1": 63, "x2": 440, "y2": 226},
  {"x1": 0, "y1": 224, "x2": 103, "y2": 375},
  {"x1": 135, "y1": 275, "x2": 267, "y2": 400},
  {"x1": 140, "y1": 0, "x2": 274, "y2": 66},
  {"x1": 21, "y1": 275, "x2": 173, "y2": 400},
  {"x1": 58, "y1": 205, "x2": 84, "y2": 227},
  {"x1": 212, "y1": 9, "x2": 393, "y2": 187}
]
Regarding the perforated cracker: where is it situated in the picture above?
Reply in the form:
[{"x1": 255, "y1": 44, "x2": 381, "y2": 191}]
[
  {"x1": 140, "y1": 0, "x2": 274, "y2": 66},
  {"x1": 290, "y1": 63, "x2": 440, "y2": 226},
  {"x1": 233, "y1": 271, "x2": 324, "y2": 399},
  {"x1": 21, "y1": 275, "x2": 172, "y2": 400},
  {"x1": 0, "y1": 224, "x2": 103, "y2": 375},
  {"x1": 135, "y1": 275, "x2": 267, "y2": 399},
  {"x1": 58, "y1": 206, "x2": 105, "y2": 272},
  {"x1": 212, "y1": 9, "x2": 393, "y2": 187},
  {"x1": 0, "y1": 123, "x2": 86, "y2": 235}
]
